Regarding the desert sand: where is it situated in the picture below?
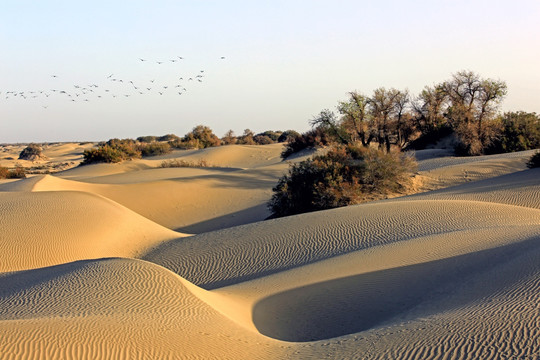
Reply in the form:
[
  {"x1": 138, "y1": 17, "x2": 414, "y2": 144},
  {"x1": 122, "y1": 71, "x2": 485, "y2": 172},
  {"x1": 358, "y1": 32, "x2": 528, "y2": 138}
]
[{"x1": 0, "y1": 143, "x2": 539, "y2": 359}]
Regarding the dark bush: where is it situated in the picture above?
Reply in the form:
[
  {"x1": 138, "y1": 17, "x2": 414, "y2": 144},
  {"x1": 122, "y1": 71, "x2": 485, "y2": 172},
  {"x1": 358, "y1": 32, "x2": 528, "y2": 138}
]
[
  {"x1": 278, "y1": 130, "x2": 301, "y2": 143},
  {"x1": 157, "y1": 134, "x2": 181, "y2": 142},
  {"x1": 105, "y1": 138, "x2": 141, "y2": 159},
  {"x1": 269, "y1": 145, "x2": 417, "y2": 218},
  {"x1": 81, "y1": 138, "x2": 142, "y2": 165},
  {"x1": 527, "y1": 151, "x2": 540, "y2": 169},
  {"x1": 137, "y1": 136, "x2": 158, "y2": 143},
  {"x1": 253, "y1": 135, "x2": 274, "y2": 145},
  {"x1": 138, "y1": 142, "x2": 172, "y2": 157},
  {"x1": 406, "y1": 124, "x2": 453, "y2": 150},
  {"x1": 256, "y1": 130, "x2": 282, "y2": 142},
  {"x1": 19, "y1": 144, "x2": 46, "y2": 161},
  {"x1": 82, "y1": 145, "x2": 127, "y2": 164},
  {"x1": 281, "y1": 127, "x2": 333, "y2": 159}
]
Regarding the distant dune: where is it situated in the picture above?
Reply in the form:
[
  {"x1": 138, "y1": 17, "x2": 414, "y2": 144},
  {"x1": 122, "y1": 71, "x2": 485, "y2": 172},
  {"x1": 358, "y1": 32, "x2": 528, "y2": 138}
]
[{"x1": 0, "y1": 143, "x2": 538, "y2": 359}]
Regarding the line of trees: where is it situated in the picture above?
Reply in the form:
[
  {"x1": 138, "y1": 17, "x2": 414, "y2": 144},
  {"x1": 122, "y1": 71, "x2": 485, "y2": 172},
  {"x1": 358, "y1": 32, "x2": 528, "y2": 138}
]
[{"x1": 290, "y1": 70, "x2": 538, "y2": 157}]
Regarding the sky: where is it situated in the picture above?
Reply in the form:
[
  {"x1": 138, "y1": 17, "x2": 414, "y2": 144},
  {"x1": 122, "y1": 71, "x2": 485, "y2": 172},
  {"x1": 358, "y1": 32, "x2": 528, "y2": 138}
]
[{"x1": 1, "y1": 0, "x2": 539, "y2": 143}]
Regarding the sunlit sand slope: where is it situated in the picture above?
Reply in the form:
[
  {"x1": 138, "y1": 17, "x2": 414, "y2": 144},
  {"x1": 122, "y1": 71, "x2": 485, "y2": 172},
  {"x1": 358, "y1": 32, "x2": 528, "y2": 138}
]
[
  {"x1": 143, "y1": 199, "x2": 540, "y2": 288},
  {"x1": 0, "y1": 190, "x2": 181, "y2": 272}
]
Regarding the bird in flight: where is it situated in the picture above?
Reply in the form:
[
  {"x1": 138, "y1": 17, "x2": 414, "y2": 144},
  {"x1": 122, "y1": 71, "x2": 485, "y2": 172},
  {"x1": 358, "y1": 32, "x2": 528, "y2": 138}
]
[
  {"x1": 220, "y1": 56, "x2": 225, "y2": 59},
  {"x1": 139, "y1": 58, "x2": 146, "y2": 62},
  {"x1": 51, "y1": 75, "x2": 58, "y2": 78}
]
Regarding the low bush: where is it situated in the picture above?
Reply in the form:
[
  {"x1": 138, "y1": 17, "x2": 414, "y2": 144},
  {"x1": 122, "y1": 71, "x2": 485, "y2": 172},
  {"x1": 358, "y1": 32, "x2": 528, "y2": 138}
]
[
  {"x1": 281, "y1": 127, "x2": 333, "y2": 159},
  {"x1": 0, "y1": 165, "x2": 26, "y2": 179},
  {"x1": 157, "y1": 134, "x2": 181, "y2": 142},
  {"x1": 138, "y1": 142, "x2": 172, "y2": 157},
  {"x1": 137, "y1": 136, "x2": 158, "y2": 143},
  {"x1": 269, "y1": 145, "x2": 417, "y2": 218},
  {"x1": 527, "y1": 151, "x2": 540, "y2": 169},
  {"x1": 278, "y1": 130, "x2": 301, "y2": 143},
  {"x1": 82, "y1": 145, "x2": 127, "y2": 164},
  {"x1": 159, "y1": 158, "x2": 210, "y2": 168},
  {"x1": 19, "y1": 144, "x2": 46, "y2": 161},
  {"x1": 253, "y1": 135, "x2": 274, "y2": 145}
]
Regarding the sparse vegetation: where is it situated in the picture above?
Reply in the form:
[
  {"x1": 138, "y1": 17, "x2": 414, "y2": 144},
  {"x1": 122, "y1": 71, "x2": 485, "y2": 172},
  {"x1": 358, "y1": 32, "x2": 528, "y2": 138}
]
[
  {"x1": 527, "y1": 151, "x2": 540, "y2": 169},
  {"x1": 0, "y1": 165, "x2": 26, "y2": 179},
  {"x1": 269, "y1": 144, "x2": 417, "y2": 218},
  {"x1": 138, "y1": 142, "x2": 172, "y2": 157},
  {"x1": 159, "y1": 158, "x2": 211, "y2": 168}
]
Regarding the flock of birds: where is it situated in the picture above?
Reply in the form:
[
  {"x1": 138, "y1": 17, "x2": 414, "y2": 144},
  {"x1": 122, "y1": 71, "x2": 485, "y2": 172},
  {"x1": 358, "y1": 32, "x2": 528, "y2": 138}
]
[{"x1": 1, "y1": 56, "x2": 226, "y2": 108}]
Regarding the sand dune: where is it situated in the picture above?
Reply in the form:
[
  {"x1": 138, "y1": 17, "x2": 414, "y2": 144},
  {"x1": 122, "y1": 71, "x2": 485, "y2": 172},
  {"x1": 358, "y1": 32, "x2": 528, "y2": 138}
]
[
  {"x1": 0, "y1": 258, "x2": 284, "y2": 359},
  {"x1": 0, "y1": 190, "x2": 182, "y2": 272},
  {"x1": 1, "y1": 144, "x2": 539, "y2": 359}
]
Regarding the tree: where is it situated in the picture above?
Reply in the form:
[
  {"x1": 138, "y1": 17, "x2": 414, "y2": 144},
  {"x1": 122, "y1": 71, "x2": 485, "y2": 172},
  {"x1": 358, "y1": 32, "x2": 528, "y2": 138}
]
[
  {"x1": 411, "y1": 85, "x2": 448, "y2": 132},
  {"x1": 369, "y1": 87, "x2": 404, "y2": 152},
  {"x1": 442, "y1": 70, "x2": 507, "y2": 155},
  {"x1": 309, "y1": 109, "x2": 349, "y2": 144},
  {"x1": 222, "y1": 130, "x2": 237, "y2": 145},
  {"x1": 238, "y1": 129, "x2": 255, "y2": 145},
  {"x1": 392, "y1": 89, "x2": 412, "y2": 148},
  {"x1": 489, "y1": 111, "x2": 540, "y2": 153},
  {"x1": 337, "y1": 92, "x2": 374, "y2": 147}
]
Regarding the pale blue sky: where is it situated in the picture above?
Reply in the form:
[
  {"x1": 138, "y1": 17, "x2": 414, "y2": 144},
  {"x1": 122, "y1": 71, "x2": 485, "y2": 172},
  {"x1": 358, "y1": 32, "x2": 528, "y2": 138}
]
[{"x1": 1, "y1": 0, "x2": 539, "y2": 142}]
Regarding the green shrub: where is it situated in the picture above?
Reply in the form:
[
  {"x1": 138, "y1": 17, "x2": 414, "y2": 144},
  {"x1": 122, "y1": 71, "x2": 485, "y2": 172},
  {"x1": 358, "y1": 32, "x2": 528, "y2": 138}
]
[
  {"x1": 138, "y1": 142, "x2": 172, "y2": 157},
  {"x1": 527, "y1": 151, "x2": 540, "y2": 169},
  {"x1": 269, "y1": 145, "x2": 417, "y2": 217}
]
